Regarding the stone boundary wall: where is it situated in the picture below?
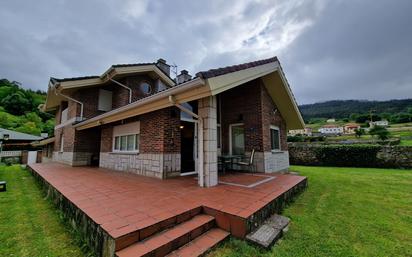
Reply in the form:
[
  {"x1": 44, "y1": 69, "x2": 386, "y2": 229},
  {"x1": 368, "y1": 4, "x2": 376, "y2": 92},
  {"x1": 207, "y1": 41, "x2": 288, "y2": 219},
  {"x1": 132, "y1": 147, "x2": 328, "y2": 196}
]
[
  {"x1": 53, "y1": 152, "x2": 94, "y2": 166},
  {"x1": 289, "y1": 143, "x2": 412, "y2": 168},
  {"x1": 28, "y1": 166, "x2": 115, "y2": 257},
  {"x1": 99, "y1": 152, "x2": 180, "y2": 179}
]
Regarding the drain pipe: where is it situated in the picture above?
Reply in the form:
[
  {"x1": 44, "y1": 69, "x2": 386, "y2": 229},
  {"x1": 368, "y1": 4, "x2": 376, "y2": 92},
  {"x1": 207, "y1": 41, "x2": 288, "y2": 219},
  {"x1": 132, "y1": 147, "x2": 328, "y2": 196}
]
[
  {"x1": 110, "y1": 78, "x2": 132, "y2": 104},
  {"x1": 54, "y1": 85, "x2": 84, "y2": 120},
  {"x1": 169, "y1": 96, "x2": 204, "y2": 187}
]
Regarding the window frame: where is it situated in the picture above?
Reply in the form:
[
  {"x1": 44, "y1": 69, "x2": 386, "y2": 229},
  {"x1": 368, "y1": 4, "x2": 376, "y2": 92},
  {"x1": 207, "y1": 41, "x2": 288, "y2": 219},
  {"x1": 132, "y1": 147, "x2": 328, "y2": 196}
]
[
  {"x1": 270, "y1": 125, "x2": 281, "y2": 152},
  {"x1": 112, "y1": 133, "x2": 140, "y2": 153},
  {"x1": 140, "y1": 81, "x2": 152, "y2": 95}
]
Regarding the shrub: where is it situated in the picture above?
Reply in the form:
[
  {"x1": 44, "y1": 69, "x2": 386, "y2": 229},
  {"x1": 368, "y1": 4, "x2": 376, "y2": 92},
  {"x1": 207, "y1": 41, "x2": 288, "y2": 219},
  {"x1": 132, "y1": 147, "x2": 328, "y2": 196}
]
[{"x1": 314, "y1": 144, "x2": 381, "y2": 167}]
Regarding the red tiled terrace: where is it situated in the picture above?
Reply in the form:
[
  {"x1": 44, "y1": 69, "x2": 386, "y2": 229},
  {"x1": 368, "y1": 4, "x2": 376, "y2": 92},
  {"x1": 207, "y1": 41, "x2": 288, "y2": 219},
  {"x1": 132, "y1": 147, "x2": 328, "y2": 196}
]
[{"x1": 28, "y1": 163, "x2": 306, "y2": 256}]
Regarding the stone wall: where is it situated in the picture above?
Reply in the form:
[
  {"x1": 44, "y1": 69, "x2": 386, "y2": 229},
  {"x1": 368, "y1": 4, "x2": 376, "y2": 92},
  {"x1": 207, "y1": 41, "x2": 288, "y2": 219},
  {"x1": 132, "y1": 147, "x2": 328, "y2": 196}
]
[
  {"x1": 99, "y1": 152, "x2": 180, "y2": 178},
  {"x1": 289, "y1": 143, "x2": 412, "y2": 168}
]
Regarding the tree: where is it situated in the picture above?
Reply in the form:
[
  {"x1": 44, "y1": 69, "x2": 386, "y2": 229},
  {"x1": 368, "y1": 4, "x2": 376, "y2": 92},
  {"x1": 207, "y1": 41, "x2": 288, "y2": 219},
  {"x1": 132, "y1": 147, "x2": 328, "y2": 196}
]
[
  {"x1": 369, "y1": 126, "x2": 390, "y2": 141},
  {"x1": 354, "y1": 128, "x2": 365, "y2": 138},
  {"x1": 0, "y1": 91, "x2": 34, "y2": 115}
]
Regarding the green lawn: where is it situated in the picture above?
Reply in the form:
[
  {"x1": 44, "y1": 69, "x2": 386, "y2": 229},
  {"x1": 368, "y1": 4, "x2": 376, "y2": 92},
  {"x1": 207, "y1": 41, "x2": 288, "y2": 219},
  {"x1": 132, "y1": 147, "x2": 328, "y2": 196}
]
[
  {"x1": 209, "y1": 166, "x2": 412, "y2": 257},
  {"x1": 0, "y1": 165, "x2": 87, "y2": 257}
]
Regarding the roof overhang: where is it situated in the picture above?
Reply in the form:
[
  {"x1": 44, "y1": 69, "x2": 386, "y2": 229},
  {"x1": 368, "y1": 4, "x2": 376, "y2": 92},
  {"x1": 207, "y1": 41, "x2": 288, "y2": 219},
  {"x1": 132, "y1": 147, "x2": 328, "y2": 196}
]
[
  {"x1": 31, "y1": 137, "x2": 55, "y2": 147},
  {"x1": 74, "y1": 78, "x2": 210, "y2": 130},
  {"x1": 43, "y1": 64, "x2": 175, "y2": 112},
  {"x1": 67, "y1": 57, "x2": 304, "y2": 131},
  {"x1": 204, "y1": 61, "x2": 305, "y2": 130}
]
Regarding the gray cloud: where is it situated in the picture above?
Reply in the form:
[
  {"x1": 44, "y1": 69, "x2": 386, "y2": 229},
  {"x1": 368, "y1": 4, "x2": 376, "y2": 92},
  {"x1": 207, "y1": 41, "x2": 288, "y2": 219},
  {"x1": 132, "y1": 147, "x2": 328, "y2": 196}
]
[{"x1": 0, "y1": 0, "x2": 411, "y2": 104}]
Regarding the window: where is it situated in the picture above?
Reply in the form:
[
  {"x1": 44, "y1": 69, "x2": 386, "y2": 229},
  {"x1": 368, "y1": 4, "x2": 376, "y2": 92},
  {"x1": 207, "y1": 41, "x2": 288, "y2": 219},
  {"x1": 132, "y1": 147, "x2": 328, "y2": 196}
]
[
  {"x1": 217, "y1": 124, "x2": 221, "y2": 149},
  {"x1": 113, "y1": 134, "x2": 139, "y2": 152},
  {"x1": 230, "y1": 124, "x2": 245, "y2": 155},
  {"x1": 98, "y1": 89, "x2": 113, "y2": 111},
  {"x1": 60, "y1": 134, "x2": 64, "y2": 152},
  {"x1": 112, "y1": 122, "x2": 140, "y2": 153},
  {"x1": 270, "y1": 126, "x2": 280, "y2": 151},
  {"x1": 140, "y1": 82, "x2": 152, "y2": 95}
]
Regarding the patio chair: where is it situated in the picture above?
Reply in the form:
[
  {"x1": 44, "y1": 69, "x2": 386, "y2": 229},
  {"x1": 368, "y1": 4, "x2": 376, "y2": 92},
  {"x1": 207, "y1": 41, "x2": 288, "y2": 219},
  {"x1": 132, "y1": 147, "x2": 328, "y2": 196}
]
[{"x1": 234, "y1": 149, "x2": 256, "y2": 172}]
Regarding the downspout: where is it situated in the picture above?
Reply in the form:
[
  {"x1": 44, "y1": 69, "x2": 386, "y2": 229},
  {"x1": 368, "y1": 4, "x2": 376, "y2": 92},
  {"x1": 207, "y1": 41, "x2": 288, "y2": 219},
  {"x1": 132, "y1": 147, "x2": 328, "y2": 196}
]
[
  {"x1": 110, "y1": 78, "x2": 132, "y2": 104},
  {"x1": 54, "y1": 84, "x2": 84, "y2": 120},
  {"x1": 169, "y1": 96, "x2": 205, "y2": 187}
]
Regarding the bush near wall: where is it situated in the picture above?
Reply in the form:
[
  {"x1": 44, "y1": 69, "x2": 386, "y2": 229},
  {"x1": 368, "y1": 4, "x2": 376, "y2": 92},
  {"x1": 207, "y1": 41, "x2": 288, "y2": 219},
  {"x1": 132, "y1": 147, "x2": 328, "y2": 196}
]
[
  {"x1": 289, "y1": 143, "x2": 412, "y2": 168},
  {"x1": 314, "y1": 144, "x2": 381, "y2": 167}
]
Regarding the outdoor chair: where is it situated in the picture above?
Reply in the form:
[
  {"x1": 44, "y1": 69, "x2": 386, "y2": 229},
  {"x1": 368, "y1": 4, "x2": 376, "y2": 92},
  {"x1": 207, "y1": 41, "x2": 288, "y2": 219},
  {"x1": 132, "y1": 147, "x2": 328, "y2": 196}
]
[{"x1": 234, "y1": 149, "x2": 256, "y2": 172}]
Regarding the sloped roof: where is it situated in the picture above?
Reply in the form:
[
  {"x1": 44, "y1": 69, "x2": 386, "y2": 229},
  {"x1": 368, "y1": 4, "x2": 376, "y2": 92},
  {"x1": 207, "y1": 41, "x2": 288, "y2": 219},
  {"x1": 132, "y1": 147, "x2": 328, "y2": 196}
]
[
  {"x1": 0, "y1": 128, "x2": 43, "y2": 141},
  {"x1": 196, "y1": 57, "x2": 278, "y2": 79}
]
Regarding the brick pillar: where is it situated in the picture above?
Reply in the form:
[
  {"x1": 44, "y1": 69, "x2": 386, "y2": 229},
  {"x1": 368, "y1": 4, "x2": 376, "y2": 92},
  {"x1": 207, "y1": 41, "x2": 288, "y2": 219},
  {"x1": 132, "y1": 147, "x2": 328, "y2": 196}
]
[{"x1": 198, "y1": 96, "x2": 218, "y2": 187}]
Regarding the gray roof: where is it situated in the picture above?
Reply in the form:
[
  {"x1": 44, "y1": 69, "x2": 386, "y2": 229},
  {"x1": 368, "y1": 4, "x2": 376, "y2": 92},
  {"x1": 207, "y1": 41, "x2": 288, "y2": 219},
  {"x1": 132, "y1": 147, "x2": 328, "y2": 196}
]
[{"x1": 0, "y1": 128, "x2": 43, "y2": 141}]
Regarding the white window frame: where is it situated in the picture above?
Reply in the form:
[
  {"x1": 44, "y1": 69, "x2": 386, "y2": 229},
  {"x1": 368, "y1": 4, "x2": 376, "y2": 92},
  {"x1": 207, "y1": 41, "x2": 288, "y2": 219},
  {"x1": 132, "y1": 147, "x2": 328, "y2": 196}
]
[
  {"x1": 229, "y1": 123, "x2": 245, "y2": 155},
  {"x1": 270, "y1": 125, "x2": 281, "y2": 152},
  {"x1": 112, "y1": 133, "x2": 139, "y2": 153}
]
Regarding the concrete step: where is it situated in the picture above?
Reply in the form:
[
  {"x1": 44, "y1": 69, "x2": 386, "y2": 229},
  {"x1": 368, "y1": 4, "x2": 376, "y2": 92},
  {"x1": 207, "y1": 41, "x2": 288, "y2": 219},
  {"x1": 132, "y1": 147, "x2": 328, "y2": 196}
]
[
  {"x1": 115, "y1": 214, "x2": 215, "y2": 257},
  {"x1": 246, "y1": 214, "x2": 290, "y2": 248},
  {"x1": 167, "y1": 228, "x2": 230, "y2": 257}
]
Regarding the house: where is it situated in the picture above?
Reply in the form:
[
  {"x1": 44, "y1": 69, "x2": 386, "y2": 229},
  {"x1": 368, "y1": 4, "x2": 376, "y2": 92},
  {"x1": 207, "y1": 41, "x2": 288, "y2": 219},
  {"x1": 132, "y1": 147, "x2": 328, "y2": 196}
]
[
  {"x1": 369, "y1": 120, "x2": 389, "y2": 127},
  {"x1": 288, "y1": 127, "x2": 312, "y2": 136},
  {"x1": 343, "y1": 123, "x2": 361, "y2": 134},
  {"x1": 319, "y1": 124, "x2": 344, "y2": 135},
  {"x1": 33, "y1": 56, "x2": 307, "y2": 257},
  {"x1": 0, "y1": 128, "x2": 44, "y2": 163},
  {"x1": 0, "y1": 128, "x2": 44, "y2": 150},
  {"x1": 42, "y1": 56, "x2": 304, "y2": 188}
]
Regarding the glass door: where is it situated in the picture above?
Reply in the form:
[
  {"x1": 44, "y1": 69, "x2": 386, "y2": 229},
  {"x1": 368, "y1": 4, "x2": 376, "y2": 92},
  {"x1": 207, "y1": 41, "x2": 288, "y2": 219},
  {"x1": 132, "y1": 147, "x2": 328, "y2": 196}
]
[{"x1": 230, "y1": 123, "x2": 245, "y2": 155}]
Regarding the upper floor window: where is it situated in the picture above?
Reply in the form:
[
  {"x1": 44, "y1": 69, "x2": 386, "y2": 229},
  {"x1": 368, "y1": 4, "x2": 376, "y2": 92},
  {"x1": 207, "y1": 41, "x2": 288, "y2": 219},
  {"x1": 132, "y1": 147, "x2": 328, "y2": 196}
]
[
  {"x1": 140, "y1": 82, "x2": 152, "y2": 95},
  {"x1": 270, "y1": 125, "x2": 280, "y2": 151},
  {"x1": 98, "y1": 89, "x2": 113, "y2": 111}
]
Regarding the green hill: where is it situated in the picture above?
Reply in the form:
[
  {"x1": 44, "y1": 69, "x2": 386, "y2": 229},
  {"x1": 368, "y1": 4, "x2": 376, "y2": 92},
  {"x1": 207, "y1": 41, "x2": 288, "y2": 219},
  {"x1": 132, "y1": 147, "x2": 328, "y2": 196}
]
[
  {"x1": 299, "y1": 99, "x2": 412, "y2": 122},
  {"x1": 0, "y1": 79, "x2": 54, "y2": 136}
]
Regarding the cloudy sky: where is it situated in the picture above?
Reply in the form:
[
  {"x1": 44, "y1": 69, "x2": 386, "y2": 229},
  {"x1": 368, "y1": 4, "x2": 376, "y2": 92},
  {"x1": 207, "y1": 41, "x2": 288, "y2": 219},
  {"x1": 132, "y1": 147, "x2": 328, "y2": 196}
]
[{"x1": 0, "y1": 0, "x2": 411, "y2": 104}]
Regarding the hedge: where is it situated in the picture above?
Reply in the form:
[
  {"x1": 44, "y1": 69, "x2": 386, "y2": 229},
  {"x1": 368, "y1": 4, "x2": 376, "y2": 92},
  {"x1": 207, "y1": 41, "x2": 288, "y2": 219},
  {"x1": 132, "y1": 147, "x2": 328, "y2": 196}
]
[{"x1": 314, "y1": 144, "x2": 381, "y2": 167}]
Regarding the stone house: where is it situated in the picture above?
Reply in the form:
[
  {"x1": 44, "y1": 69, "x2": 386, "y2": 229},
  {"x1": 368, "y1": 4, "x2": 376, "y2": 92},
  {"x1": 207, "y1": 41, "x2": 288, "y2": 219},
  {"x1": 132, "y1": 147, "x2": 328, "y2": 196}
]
[{"x1": 43, "y1": 56, "x2": 304, "y2": 187}]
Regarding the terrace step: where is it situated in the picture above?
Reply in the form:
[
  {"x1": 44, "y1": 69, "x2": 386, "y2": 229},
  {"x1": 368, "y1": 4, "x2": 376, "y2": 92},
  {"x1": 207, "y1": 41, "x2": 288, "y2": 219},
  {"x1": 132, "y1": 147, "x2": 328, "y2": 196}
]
[
  {"x1": 115, "y1": 214, "x2": 215, "y2": 257},
  {"x1": 167, "y1": 228, "x2": 230, "y2": 257},
  {"x1": 246, "y1": 214, "x2": 290, "y2": 248}
]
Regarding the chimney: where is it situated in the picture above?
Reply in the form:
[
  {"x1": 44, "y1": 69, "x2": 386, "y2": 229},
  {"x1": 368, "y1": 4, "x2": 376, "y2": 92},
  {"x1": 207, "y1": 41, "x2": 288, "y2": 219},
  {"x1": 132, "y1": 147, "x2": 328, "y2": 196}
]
[
  {"x1": 177, "y1": 70, "x2": 192, "y2": 84},
  {"x1": 156, "y1": 58, "x2": 170, "y2": 77}
]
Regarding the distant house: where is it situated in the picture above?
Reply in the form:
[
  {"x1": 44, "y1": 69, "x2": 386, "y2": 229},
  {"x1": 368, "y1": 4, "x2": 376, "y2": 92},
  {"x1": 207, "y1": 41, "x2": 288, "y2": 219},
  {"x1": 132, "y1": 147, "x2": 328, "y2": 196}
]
[
  {"x1": 288, "y1": 127, "x2": 312, "y2": 136},
  {"x1": 319, "y1": 125, "x2": 343, "y2": 135},
  {"x1": 343, "y1": 123, "x2": 361, "y2": 134},
  {"x1": 369, "y1": 120, "x2": 389, "y2": 127},
  {"x1": 0, "y1": 128, "x2": 43, "y2": 150},
  {"x1": 326, "y1": 118, "x2": 336, "y2": 123}
]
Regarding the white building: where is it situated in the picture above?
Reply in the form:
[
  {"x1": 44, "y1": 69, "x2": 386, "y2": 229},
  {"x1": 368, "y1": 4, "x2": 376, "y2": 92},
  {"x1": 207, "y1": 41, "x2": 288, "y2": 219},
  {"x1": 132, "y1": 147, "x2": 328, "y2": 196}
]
[
  {"x1": 288, "y1": 127, "x2": 313, "y2": 136},
  {"x1": 369, "y1": 120, "x2": 389, "y2": 127},
  {"x1": 319, "y1": 125, "x2": 344, "y2": 135}
]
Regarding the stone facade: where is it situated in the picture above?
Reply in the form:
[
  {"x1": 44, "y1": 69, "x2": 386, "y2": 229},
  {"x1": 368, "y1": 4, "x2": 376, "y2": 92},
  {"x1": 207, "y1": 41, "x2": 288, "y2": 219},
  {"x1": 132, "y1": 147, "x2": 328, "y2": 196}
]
[
  {"x1": 99, "y1": 153, "x2": 180, "y2": 178},
  {"x1": 198, "y1": 95, "x2": 218, "y2": 187}
]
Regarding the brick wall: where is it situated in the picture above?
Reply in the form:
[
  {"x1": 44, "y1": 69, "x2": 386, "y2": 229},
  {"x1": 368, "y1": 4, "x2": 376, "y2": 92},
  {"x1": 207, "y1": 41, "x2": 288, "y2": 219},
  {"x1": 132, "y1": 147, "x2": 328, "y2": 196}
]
[
  {"x1": 260, "y1": 83, "x2": 288, "y2": 151},
  {"x1": 220, "y1": 78, "x2": 287, "y2": 154},
  {"x1": 220, "y1": 79, "x2": 263, "y2": 153}
]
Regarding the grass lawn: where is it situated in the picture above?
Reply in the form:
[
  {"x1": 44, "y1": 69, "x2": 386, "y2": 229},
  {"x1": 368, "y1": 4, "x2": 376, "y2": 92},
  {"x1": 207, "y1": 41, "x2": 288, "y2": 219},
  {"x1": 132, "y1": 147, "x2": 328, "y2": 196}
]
[
  {"x1": 209, "y1": 166, "x2": 412, "y2": 257},
  {"x1": 0, "y1": 165, "x2": 87, "y2": 257}
]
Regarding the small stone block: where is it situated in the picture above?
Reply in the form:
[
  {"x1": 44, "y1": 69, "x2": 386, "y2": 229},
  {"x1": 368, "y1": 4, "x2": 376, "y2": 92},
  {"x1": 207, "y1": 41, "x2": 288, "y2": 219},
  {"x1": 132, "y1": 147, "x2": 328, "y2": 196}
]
[
  {"x1": 265, "y1": 214, "x2": 290, "y2": 230},
  {"x1": 246, "y1": 224, "x2": 282, "y2": 249}
]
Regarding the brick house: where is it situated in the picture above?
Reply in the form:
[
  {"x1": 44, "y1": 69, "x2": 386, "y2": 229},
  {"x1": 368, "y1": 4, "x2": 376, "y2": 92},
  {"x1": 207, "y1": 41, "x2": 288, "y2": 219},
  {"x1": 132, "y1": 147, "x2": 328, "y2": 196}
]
[{"x1": 43, "y1": 56, "x2": 304, "y2": 187}]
